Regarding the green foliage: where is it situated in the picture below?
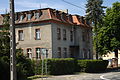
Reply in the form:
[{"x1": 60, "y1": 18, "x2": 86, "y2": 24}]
[
  {"x1": 86, "y1": 0, "x2": 105, "y2": 25},
  {"x1": 34, "y1": 58, "x2": 76, "y2": 75},
  {"x1": 77, "y1": 60, "x2": 108, "y2": 73},
  {"x1": 16, "y1": 51, "x2": 35, "y2": 80},
  {"x1": 86, "y1": 0, "x2": 106, "y2": 59},
  {"x1": 0, "y1": 58, "x2": 10, "y2": 80},
  {"x1": 0, "y1": 14, "x2": 35, "y2": 80},
  {"x1": 97, "y1": 2, "x2": 120, "y2": 55}
]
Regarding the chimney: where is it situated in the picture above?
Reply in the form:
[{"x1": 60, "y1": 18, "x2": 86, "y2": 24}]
[{"x1": 59, "y1": 9, "x2": 68, "y2": 14}]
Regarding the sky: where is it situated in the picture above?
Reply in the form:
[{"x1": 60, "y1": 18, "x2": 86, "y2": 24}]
[{"x1": 0, "y1": 0, "x2": 120, "y2": 16}]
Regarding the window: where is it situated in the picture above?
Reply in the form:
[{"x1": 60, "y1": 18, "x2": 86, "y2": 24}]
[
  {"x1": 36, "y1": 48, "x2": 41, "y2": 59},
  {"x1": 27, "y1": 48, "x2": 32, "y2": 59},
  {"x1": 20, "y1": 15, "x2": 24, "y2": 21},
  {"x1": 35, "y1": 29, "x2": 41, "y2": 40},
  {"x1": 57, "y1": 28, "x2": 61, "y2": 40},
  {"x1": 35, "y1": 13, "x2": 40, "y2": 19},
  {"x1": 70, "y1": 30, "x2": 73, "y2": 42},
  {"x1": 15, "y1": 13, "x2": 18, "y2": 21},
  {"x1": 63, "y1": 47, "x2": 67, "y2": 58},
  {"x1": 27, "y1": 14, "x2": 31, "y2": 20},
  {"x1": 63, "y1": 29, "x2": 67, "y2": 40},
  {"x1": 83, "y1": 49, "x2": 87, "y2": 59},
  {"x1": 18, "y1": 30, "x2": 24, "y2": 41},
  {"x1": 82, "y1": 31, "x2": 85, "y2": 41},
  {"x1": 57, "y1": 47, "x2": 61, "y2": 58}
]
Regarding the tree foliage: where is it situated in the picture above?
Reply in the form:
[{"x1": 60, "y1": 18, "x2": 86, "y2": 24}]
[
  {"x1": 0, "y1": 14, "x2": 34, "y2": 80},
  {"x1": 85, "y1": 0, "x2": 105, "y2": 59},
  {"x1": 98, "y1": 2, "x2": 120, "y2": 55},
  {"x1": 86, "y1": 0, "x2": 105, "y2": 26}
]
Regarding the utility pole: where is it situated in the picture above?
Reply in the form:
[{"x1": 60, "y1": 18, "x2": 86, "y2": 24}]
[{"x1": 9, "y1": 0, "x2": 17, "y2": 80}]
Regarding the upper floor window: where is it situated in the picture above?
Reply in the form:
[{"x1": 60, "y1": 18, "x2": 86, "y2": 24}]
[
  {"x1": 36, "y1": 48, "x2": 41, "y2": 59},
  {"x1": 70, "y1": 30, "x2": 73, "y2": 42},
  {"x1": 58, "y1": 47, "x2": 61, "y2": 58},
  {"x1": 20, "y1": 15, "x2": 24, "y2": 21},
  {"x1": 27, "y1": 14, "x2": 31, "y2": 20},
  {"x1": 63, "y1": 47, "x2": 67, "y2": 58},
  {"x1": 35, "y1": 13, "x2": 40, "y2": 19},
  {"x1": 63, "y1": 29, "x2": 67, "y2": 40},
  {"x1": 27, "y1": 48, "x2": 32, "y2": 59},
  {"x1": 82, "y1": 31, "x2": 85, "y2": 41},
  {"x1": 35, "y1": 29, "x2": 41, "y2": 40},
  {"x1": 57, "y1": 28, "x2": 61, "y2": 40},
  {"x1": 18, "y1": 30, "x2": 24, "y2": 41}
]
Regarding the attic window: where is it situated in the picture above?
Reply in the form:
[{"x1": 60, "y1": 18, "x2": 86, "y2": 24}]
[
  {"x1": 15, "y1": 13, "x2": 18, "y2": 21},
  {"x1": 20, "y1": 15, "x2": 24, "y2": 21},
  {"x1": 27, "y1": 14, "x2": 31, "y2": 20},
  {"x1": 35, "y1": 13, "x2": 40, "y2": 19},
  {"x1": 61, "y1": 13, "x2": 65, "y2": 20}
]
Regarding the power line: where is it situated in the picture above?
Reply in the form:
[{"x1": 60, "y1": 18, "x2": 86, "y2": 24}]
[{"x1": 61, "y1": 0, "x2": 85, "y2": 10}]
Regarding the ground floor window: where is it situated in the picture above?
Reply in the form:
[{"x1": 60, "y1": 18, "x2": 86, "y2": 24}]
[
  {"x1": 58, "y1": 47, "x2": 61, "y2": 58},
  {"x1": 36, "y1": 48, "x2": 41, "y2": 59},
  {"x1": 63, "y1": 47, "x2": 67, "y2": 58},
  {"x1": 27, "y1": 48, "x2": 32, "y2": 59}
]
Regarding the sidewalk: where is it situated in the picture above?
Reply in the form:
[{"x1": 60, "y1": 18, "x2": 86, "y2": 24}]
[
  {"x1": 33, "y1": 69, "x2": 120, "y2": 80},
  {"x1": 33, "y1": 73, "x2": 102, "y2": 80}
]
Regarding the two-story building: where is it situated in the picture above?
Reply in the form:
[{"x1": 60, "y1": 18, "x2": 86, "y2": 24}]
[{"x1": 0, "y1": 8, "x2": 93, "y2": 60}]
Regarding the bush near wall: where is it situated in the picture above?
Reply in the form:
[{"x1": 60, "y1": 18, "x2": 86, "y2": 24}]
[
  {"x1": 77, "y1": 60, "x2": 108, "y2": 73},
  {"x1": 0, "y1": 58, "x2": 10, "y2": 80},
  {"x1": 34, "y1": 58, "x2": 76, "y2": 75}
]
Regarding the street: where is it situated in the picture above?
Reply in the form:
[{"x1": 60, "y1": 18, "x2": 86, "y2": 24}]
[{"x1": 34, "y1": 69, "x2": 120, "y2": 80}]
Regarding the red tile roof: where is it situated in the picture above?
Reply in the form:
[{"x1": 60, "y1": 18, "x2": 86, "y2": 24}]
[{"x1": 0, "y1": 8, "x2": 91, "y2": 28}]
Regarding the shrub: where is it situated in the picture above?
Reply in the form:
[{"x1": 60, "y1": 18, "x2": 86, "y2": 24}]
[
  {"x1": 0, "y1": 57, "x2": 10, "y2": 80},
  {"x1": 16, "y1": 52, "x2": 35, "y2": 80},
  {"x1": 34, "y1": 58, "x2": 76, "y2": 75},
  {"x1": 77, "y1": 60, "x2": 108, "y2": 73}
]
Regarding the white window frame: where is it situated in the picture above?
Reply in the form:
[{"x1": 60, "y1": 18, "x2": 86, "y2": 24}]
[
  {"x1": 18, "y1": 30, "x2": 24, "y2": 41},
  {"x1": 20, "y1": 15, "x2": 24, "y2": 21},
  {"x1": 35, "y1": 13, "x2": 40, "y2": 19},
  {"x1": 35, "y1": 29, "x2": 41, "y2": 40},
  {"x1": 27, "y1": 48, "x2": 32, "y2": 59},
  {"x1": 27, "y1": 14, "x2": 31, "y2": 20},
  {"x1": 36, "y1": 48, "x2": 41, "y2": 59}
]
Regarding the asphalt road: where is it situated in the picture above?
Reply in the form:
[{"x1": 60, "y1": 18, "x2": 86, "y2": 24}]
[{"x1": 34, "y1": 69, "x2": 120, "y2": 80}]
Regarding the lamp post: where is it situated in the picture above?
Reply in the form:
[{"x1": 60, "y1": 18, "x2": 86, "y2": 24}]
[{"x1": 9, "y1": 0, "x2": 16, "y2": 80}]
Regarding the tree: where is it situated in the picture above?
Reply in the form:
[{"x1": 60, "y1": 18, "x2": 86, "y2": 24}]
[
  {"x1": 0, "y1": 14, "x2": 10, "y2": 59},
  {"x1": 98, "y1": 2, "x2": 120, "y2": 66},
  {"x1": 85, "y1": 0, "x2": 106, "y2": 59},
  {"x1": 0, "y1": 14, "x2": 34, "y2": 80}
]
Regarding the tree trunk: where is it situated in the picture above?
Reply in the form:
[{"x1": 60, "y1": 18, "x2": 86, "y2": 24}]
[{"x1": 114, "y1": 49, "x2": 118, "y2": 67}]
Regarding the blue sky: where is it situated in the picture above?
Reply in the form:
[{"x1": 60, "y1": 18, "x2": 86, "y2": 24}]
[{"x1": 0, "y1": 0, "x2": 120, "y2": 16}]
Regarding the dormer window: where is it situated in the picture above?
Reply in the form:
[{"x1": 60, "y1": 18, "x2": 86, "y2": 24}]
[
  {"x1": 15, "y1": 13, "x2": 18, "y2": 21},
  {"x1": 20, "y1": 15, "x2": 24, "y2": 21},
  {"x1": 27, "y1": 14, "x2": 31, "y2": 20},
  {"x1": 35, "y1": 13, "x2": 39, "y2": 19}
]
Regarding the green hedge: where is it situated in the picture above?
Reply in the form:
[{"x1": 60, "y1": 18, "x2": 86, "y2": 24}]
[
  {"x1": 77, "y1": 60, "x2": 108, "y2": 73},
  {"x1": 0, "y1": 58, "x2": 10, "y2": 80},
  {"x1": 34, "y1": 59, "x2": 108, "y2": 75},
  {"x1": 34, "y1": 58, "x2": 76, "y2": 75}
]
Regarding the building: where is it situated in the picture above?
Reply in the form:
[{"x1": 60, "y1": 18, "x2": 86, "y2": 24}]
[
  {"x1": 0, "y1": 8, "x2": 93, "y2": 60},
  {"x1": 102, "y1": 50, "x2": 120, "y2": 67}
]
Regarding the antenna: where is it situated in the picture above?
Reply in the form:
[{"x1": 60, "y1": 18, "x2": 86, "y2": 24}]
[
  {"x1": 39, "y1": 4, "x2": 41, "y2": 9},
  {"x1": 39, "y1": 0, "x2": 41, "y2": 9}
]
